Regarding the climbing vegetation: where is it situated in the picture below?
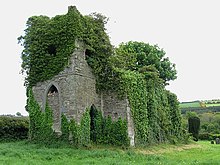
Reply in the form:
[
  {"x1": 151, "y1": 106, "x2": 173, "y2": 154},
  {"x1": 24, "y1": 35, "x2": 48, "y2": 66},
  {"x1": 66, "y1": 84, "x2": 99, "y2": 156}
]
[
  {"x1": 108, "y1": 41, "x2": 182, "y2": 145},
  {"x1": 27, "y1": 89, "x2": 129, "y2": 146},
  {"x1": 20, "y1": 7, "x2": 183, "y2": 146},
  {"x1": 18, "y1": 6, "x2": 112, "y2": 88}
]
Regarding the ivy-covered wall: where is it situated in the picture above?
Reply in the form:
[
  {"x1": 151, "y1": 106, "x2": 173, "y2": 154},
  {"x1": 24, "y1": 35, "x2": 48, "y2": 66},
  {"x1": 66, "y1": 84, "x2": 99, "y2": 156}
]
[
  {"x1": 18, "y1": 6, "x2": 113, "y2": 88},
  {"x1": 20, "y1": 6, "x2": 183, "y2": 147},
  {"x1": 27, "y1": 89, "x2": 129, "y2": 146}
]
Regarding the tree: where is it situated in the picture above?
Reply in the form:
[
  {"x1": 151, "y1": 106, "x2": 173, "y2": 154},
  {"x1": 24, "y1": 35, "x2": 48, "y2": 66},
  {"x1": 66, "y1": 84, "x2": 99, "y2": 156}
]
[
  {"x1": 16, "y1": 112, "x2": 22, "y2": 117},
  {"x1": 186, "y1": 111, "x2": 198, "y2": 119},
  {"x1": 111, "y1": 41, "x2": 177, "y2": 84},
  {"x1": 188, "y1": 116, "x2": 200, "y2": 141}
]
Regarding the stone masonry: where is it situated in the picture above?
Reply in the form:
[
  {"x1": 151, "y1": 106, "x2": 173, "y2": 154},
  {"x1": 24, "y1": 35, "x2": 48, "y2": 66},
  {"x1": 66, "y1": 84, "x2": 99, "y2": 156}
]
[{"x1": 32, "y1": 40, "x2": 135, "y2": 146}]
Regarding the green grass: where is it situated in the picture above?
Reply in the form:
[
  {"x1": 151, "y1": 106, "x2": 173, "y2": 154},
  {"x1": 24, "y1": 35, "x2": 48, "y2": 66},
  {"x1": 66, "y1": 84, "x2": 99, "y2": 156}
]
[
  {"x1": 206, "y1": 103, "x2": 220, "y2": 107},
  {"x1": 180, "y1": 100, "x2": 220, "y2": 108},
  {"x1": 0, "y1": 141, "x2": 220, "y2": 164},
  {"x1": 163, "y1": 141, "x2": 220, "y2": 164},
  {"x1": 180, "y1": 102, "x2": 201, "y2": 108}
]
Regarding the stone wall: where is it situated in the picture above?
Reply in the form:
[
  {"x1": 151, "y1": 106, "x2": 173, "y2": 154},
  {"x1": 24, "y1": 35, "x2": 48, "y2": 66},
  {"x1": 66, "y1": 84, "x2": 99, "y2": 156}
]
[
  {"x1": 100, "y1": 92, "x2": 135, "y2": 146},
  {"x1": 32, "y1": 41, "x2": 100, "y2": 130},
  {"x1": 101, "y1": 92, "x2": 127, "y2": 120},
  {"x1": 47, "y1": 91, "x2": 60, "y2": 133},
  {"x1": 32, "y1": 40, "x2": 135, "y2": 146}
]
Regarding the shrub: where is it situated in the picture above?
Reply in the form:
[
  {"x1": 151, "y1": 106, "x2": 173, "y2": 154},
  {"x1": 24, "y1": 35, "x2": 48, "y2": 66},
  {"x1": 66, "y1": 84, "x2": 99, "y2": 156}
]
[
  {"x1": 198, "y1": 133, "x2": 211, "y2": 140},
  {"x1": 198, "y1": 133, "x2": 220, "y2": 141},
  {"x1": 0, "y1": 116, "x2": 29, "y2": 141},
  {"x1": 188, "y1": 116, "x2": 200, "y2": 141},
  {"x1": 210, "y1": 134, "x2": 220, "y2": 140}
]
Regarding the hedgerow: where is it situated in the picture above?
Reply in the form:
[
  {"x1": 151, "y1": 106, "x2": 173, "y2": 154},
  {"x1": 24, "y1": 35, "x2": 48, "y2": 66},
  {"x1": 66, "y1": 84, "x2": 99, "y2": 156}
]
[{"x1": 0, "y1": 116, "x2": 29, "y2": 141}]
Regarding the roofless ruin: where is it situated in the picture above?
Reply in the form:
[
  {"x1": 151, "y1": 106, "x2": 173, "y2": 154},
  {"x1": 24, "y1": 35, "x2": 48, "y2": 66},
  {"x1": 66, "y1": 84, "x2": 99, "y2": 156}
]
[{"x1": 19, "y1": 6, "x2": 182, "y2": 146}]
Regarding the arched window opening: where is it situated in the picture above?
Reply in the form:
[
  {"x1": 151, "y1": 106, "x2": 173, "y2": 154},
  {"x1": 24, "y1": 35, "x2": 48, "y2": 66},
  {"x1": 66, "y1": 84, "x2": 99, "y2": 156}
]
[
  {"x1": 46, "y1": 84, "x2": 60, "y2": 133},
  {"x1": 47, "y1": 85, "x2": 58, "y2": 96},
  {"x1": 89, "y1": 104, "x2": 101, "y2": 143}
]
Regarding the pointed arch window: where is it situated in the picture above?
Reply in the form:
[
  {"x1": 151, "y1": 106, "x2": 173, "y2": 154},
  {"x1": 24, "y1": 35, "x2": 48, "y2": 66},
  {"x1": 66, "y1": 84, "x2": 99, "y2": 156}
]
[{"x1": 47, "y1": 85, "x2": 58, "y2": 96}]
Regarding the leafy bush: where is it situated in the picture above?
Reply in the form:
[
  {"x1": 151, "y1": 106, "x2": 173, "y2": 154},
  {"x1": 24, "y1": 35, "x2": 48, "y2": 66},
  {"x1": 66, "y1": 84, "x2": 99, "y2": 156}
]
[
  {"x1": 210, "y1": 134, "x2": 220, "y2": 140},
  {"x1": 199, "y1": 133, "x2": 220, "y2": 141},
  {"x1": 188, "y1": 116, "x2": 200, "y2": 141},
  {"x1": 198, "y1": 133, "x2": 211, "y2": 140},
  {"x1": 0, "y1": 116, "x2": 29, "y2": 141}
]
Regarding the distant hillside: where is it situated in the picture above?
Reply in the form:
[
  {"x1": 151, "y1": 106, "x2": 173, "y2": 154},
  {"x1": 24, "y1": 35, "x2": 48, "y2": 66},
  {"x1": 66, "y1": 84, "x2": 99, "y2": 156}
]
[
  {"x1": 180, "y1": 101, "x2": 201, "y2": 108},
  {"x1": 180, "y1": 100, "x2": 220, "y2": 114}
]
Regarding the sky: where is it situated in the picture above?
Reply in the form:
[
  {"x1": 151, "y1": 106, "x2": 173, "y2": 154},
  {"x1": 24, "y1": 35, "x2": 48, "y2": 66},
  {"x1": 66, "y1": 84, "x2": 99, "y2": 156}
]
[{"x1": 1, "y1": 0, "x2": 220, "y2": 115}]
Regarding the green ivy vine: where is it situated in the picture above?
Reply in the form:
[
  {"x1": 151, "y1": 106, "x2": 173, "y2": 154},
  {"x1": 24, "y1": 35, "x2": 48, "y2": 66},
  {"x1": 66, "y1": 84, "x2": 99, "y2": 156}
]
[
  {"x1": 119, "y1": 70, "x2": 149, "y2": 145},
  {"x1": 27, "y1": 88, "x2": 129, "y2": 146},
  {"x1": 18, "y1": 6, "x2": 112, "y2": 88}
]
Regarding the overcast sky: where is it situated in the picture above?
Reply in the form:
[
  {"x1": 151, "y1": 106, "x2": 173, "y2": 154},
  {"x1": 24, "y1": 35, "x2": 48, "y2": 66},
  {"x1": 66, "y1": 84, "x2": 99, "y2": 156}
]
[{"x1": 1, "y1": 0, "x2": 220, "y2": 115}]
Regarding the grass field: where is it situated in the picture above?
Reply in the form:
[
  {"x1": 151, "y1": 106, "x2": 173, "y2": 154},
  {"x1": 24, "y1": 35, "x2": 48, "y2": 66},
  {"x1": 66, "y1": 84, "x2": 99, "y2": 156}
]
[
  {"x1": 1, "y1": 141, "x2": 220, "y2": 164},
  {"x1": 179, "y1": 101, "x2": 201, "y2": 108},
  {"x1": 206, "y1": 103, "x2": 220, "y2": 107},
  {"x1": 180, "y1": 100, "x2": 220, "y2": 109}
]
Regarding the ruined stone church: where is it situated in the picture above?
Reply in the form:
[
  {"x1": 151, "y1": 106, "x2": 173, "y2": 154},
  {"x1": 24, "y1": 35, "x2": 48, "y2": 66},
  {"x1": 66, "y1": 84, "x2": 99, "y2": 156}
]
[{"x1": 32, "y1": 40, "x2": 135, "y2": 146}]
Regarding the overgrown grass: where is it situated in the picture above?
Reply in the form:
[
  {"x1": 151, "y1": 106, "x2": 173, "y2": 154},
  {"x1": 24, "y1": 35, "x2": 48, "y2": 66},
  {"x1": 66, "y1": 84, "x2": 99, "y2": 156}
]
[
  {"x1": 163, "y1": 141, "x2": 220, "y2": 164},
  {"x1": 0, "y1": 141, "x2": 220, "y2": 164}
]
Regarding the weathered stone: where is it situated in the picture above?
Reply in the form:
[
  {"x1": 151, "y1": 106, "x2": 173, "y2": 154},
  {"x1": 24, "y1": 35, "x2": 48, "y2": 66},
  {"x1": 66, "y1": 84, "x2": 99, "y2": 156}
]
[
  {"x1": 216, "y1": 138, "x2": 220, "y2": 144},
  {"x1": 32, "y1": 40, "x2": 135, "y2": 146}
]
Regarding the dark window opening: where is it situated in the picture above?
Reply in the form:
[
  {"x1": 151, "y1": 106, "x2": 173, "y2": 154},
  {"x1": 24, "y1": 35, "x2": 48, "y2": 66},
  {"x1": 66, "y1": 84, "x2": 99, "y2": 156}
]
[
  {"x1": 113, "y1": 112, "x2": 118, "y2": 118},
  {"x1": 90, "y1": 104, "x2": 99, "y2": 143},
  {"x1": 47, "y1": 45, "x2": 57, "y2": 55},
  {"x1": 90, "y1": 104, "x2": 96, "y2": 131},
  {"x1": 47, "y1": 85, "x2": 58, "y2": 96},
  {"x1": 85, "y1": 49, "x2": 93, "y2": 60}
]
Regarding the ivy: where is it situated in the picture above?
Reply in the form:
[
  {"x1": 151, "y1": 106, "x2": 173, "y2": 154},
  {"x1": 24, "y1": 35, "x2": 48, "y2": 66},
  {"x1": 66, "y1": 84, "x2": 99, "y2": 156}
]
[
  {"x1": 80, "y1": 108, "x2": 91, "y2": 146},
  {"x1": 108, "y1": 41, "x2": 183, "y2": 145},
  {"x1": 118, "y1": 70, "x2": 148, "y2": 145},
  {"x1": 27, "y1": 89, "x2": 129, "y2": 147},
  {"x1": 90, "y1": 105, "x2": 103, "y2": 143},
  {"x1": 88, "y1": 106, "x2": 129, "y2": 146},
  {"x1": 69, "y1": 119, "x2": 80, "y2": 146},
  {"x1": 61, "y1": 114, "x2": 70, "y2": 142},
  {"x1": 111, "y1": 117, "x2": 129, "y2": 146},
  {"x1": 166, "y1": 90, "x2": 182, "y2": 138},
  {"x1": 19, "y1": 7, "x2": 113, "y2": 88},
  {"x1": 27, "y1": 89, "x2": 54, "y2": 143}
]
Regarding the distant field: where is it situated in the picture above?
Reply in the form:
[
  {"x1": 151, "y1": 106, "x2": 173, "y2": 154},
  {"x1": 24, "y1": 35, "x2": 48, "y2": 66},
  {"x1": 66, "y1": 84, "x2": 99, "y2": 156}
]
[
  {"x1": 180, "y1": 101, "x2": 220, "y2": 109},
  {"x1": 179, "y1": 101, "x2": 201, "y2": 108},
  {"x1": 1, "y1": 141, "x2": 220, "y2": 164},
  {"x1": 206, "y1": 103, "x2": 220, "y2": 107}
]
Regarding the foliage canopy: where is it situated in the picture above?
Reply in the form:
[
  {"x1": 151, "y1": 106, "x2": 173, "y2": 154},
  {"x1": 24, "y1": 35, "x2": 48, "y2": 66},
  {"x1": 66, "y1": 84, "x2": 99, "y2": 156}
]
[{"x1": 112, "y1": 41, "x2": 177, "y2": 84}]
